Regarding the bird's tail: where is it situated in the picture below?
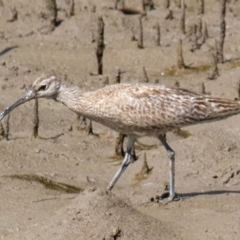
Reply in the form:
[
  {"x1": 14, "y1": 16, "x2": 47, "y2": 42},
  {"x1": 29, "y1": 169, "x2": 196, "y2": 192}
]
[
  {"x1": 184, "y1": 96, "x2": 240, "y2": 127},
  {"x1": 204, "y1": 97, "x2": 240, "y2": 121}
]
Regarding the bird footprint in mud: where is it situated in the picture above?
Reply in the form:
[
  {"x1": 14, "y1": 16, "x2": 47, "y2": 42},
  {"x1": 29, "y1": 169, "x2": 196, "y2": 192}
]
[{"x1": 222, "y1": 169, "x2": 240, "y2": 185}]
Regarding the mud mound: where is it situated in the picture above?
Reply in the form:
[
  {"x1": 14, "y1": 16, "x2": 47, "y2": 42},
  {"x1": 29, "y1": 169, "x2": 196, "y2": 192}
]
[{"x1": 6, "y1": 188, "x2": 177, "y2": 240}]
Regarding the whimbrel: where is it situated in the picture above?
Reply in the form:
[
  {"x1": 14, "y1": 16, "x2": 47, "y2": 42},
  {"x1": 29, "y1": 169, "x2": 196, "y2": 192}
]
[{"x1": 1, "y1": 75, "x2": 240, "y2": 201}]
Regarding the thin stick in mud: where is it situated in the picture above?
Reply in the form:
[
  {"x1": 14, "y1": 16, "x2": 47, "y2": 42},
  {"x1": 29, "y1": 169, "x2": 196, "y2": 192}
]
[
  {"x1": 65, "y1": 0, "x2": 74, "y2": 17},
  {"x1": 0, "y1": 121, "x2": 5, "y2": 140},
  {"x1": 164, "y1": 0, "x2": 170, "y2": 9},
  {"x1": 95, "y1": 16, "x2": 105, "y2": 75},
  {"x1": 115, "y1": 133, "x2": 126, "y2": 157},
  {"x1": 180, "y1": 0, "x2": 185, "y2": 34},
  {"x1": 33, "y1": 98, "x2": 39, "y2": 138},
  {"x1": 115, "y1": 68, "x2": 121, "y2": 84},
  {"x1": 217, "y1": 0, "x2": 227, "y2": 63},
  {"x1": 5, "y1": 113, "x2": 10, "y2": 140},
  {"x1": 198, "y1": 0, "x2": 204, "y2": 15},
  {"x1": 43, "y1": 0, "x2": 57, "y2": 32},
  {"x1": 137, "y1": 16, "x2": 144, "y2": 49},
  {"x1": 142, "y1": 66, "x2": 149, "y2": 83},
  {"x1": 177, "y1": 39, "x2": 186, "y2": 69},
  {"x1": 114, "y1": 69, "x2": 125, "y2": 157},
  {"x1": 208, "y1": 41, "x2": 219, "y2": 80},
  {"x1": 154, "y1": 22, "x2": 160, "y2": 46}
]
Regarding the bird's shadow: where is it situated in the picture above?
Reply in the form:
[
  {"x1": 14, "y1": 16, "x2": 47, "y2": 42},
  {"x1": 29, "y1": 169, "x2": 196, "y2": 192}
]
[
  {"x1": 179, "y1": 190, "x2": 240, "y2": 200},
  {"x1": 0, "y1": 45, "x2": 18, "y2": 57}
]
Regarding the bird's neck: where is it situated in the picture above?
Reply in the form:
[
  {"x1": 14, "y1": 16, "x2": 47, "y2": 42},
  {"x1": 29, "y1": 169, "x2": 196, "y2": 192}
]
[{"x1": 56, "y1": 85, "x2": 92, "y2": 116}]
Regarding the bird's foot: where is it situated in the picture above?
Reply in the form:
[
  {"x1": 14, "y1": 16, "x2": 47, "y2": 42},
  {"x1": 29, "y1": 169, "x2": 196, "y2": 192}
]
[{"x1": 152, "y1": 192, "x2": 180, "y2": 205}]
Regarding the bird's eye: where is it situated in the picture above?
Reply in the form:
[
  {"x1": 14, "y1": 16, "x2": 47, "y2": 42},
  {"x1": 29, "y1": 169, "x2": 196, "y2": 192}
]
[{"x1": 38, "y1": 85, "x2": 47, "y2": 91}]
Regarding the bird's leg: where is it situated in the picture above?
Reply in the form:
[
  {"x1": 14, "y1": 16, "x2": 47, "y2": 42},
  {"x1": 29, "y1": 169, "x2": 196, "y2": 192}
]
[
  {"x1": 158, "y1": 135, "x2": 176, "y2": 201},
  {"x1": 107, "y1": 136, "x2": 136, "y2": 191}
]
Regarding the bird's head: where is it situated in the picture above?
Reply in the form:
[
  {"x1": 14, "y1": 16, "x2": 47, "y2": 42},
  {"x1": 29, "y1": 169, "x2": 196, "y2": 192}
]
[
  {"x1": 31, "y1": 75, "x2": 62, "y2": 99},
  {"x1": 0, "y1": 75, "x2": 62, "y2": 121}
]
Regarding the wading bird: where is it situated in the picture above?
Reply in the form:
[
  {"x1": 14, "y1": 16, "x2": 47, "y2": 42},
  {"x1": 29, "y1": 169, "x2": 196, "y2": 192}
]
[{"x1": 1, "y1": 75, "x2": 240, "y2": 201}]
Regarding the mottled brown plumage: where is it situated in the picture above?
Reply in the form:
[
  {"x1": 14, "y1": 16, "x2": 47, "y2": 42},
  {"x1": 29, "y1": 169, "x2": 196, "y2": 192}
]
[
  {"x1": 48, "y1": 77, "x2": 240, "y2": 136},
  {"x1": 1, "y1": 75, "x2": 240, "y2": 200}
]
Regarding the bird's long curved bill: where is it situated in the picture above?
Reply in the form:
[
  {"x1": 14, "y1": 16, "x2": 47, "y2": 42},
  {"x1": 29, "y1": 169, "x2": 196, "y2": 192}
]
[{"x1": 0, "y1": 89, "x2": 35, "y2": 121}]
